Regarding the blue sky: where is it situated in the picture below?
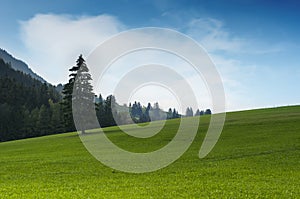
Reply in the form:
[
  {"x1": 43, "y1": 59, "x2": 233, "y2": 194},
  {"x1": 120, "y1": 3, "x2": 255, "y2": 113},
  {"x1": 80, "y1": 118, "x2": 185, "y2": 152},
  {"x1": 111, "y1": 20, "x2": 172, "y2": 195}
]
[{"x1": 0, "y1": 0, "x2": 299, "y2": 111}]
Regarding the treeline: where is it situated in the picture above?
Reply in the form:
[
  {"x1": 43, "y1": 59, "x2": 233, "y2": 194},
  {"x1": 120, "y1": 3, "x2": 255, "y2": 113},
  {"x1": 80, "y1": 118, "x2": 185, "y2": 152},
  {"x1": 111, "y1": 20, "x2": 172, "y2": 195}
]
[
  {"x1": 185, "y1": 107, "x2": 212, "y2": 117},
  {"x1": 95, "y1": 96, "x2": 181, "y2": 127},
  {"x1": 0, "y1": 55, "x2": 211, "y2": 142}
]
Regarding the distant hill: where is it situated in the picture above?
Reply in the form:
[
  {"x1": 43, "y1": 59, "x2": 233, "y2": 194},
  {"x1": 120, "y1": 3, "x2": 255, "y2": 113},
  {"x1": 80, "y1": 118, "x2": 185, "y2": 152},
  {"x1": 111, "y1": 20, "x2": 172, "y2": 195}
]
[{"x1": 0, "y1": 48, "x2": 46, "y2": 82}]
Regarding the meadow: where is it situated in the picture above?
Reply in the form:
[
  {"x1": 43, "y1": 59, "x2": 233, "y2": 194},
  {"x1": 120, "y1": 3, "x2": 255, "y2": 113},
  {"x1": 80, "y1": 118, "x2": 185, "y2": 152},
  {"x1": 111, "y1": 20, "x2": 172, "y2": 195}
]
[{"x1": 0, "y1": 106, "x2": 299, "y2": 198}]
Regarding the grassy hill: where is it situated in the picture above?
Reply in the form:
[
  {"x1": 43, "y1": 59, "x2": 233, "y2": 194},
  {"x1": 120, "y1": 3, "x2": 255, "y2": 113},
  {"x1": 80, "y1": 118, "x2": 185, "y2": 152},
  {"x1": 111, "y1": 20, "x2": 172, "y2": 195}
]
[{"x1": 0, "y1": 106, "x2": 299, "y2": 198}]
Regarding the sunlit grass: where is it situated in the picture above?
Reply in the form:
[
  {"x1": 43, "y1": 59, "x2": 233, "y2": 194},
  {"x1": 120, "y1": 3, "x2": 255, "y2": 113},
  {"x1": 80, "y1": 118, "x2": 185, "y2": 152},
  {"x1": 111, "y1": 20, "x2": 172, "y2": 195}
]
[{"x1": 0, "y1": 106, "x2": 299, "y2": 198}]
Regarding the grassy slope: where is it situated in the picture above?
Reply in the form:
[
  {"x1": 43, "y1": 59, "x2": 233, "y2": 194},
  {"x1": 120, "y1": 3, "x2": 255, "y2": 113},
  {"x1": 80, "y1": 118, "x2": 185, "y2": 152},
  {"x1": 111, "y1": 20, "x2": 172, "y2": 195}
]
[{"x1": 0, "y1": 106, "x2": 299, "y2": 198}]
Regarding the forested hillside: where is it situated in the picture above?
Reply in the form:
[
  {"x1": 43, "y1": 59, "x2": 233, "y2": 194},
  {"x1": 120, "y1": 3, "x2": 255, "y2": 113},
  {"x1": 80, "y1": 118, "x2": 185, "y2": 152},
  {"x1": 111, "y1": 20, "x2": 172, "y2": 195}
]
[
  {"x1": 0, "y1": 48, "x2": 45, "y2": 82},
  {"x1": 0, "y1": 58, "x2": 63, "y2": 141}
]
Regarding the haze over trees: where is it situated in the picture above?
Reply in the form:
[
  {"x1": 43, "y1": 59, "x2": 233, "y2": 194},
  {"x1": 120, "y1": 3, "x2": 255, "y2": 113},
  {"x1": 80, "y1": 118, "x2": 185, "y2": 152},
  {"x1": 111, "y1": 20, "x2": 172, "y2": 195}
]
[{"x1": 0, "y1": 48, "x2": 45, "y2": 82}]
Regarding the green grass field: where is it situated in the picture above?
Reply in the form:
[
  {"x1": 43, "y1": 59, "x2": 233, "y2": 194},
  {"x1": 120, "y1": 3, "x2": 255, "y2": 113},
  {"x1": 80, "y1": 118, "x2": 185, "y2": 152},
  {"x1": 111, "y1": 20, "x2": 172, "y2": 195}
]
[{"x1": 0, "y1": 106, "x2": 299, "y2": 198}]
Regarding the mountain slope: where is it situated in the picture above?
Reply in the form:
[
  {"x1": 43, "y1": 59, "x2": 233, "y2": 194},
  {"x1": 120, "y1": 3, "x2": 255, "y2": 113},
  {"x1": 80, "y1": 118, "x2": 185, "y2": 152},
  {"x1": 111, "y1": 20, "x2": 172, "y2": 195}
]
[
  {"x1": 0, "y1": 48, "x2": 45, "y2": 82},
  {"x1": 0, "y1": 58, "x2": 62, "y2": 141}
]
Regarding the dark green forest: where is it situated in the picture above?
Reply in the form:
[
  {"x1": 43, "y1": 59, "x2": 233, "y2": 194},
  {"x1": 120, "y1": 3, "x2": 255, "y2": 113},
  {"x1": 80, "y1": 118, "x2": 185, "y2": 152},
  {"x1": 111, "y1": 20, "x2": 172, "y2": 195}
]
[
  {"x1": 0, "y1": 56, "x2": 210, "y2": 142},
  {"x1": 0, "y1": 58, "x2": 63, "y2": 141}
]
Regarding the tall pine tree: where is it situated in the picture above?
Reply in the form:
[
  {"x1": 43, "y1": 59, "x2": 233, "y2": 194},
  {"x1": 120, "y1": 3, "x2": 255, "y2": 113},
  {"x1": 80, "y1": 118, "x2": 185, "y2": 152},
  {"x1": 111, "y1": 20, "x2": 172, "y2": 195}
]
[
  {"x1": 62, "y1": 55, "x2": 94, "y2": 133},
  {"x1": 61, "y1": 58, "x2": 78, "y2": 132},
  {"x1": 72, "y1": 55, "x2": 94, "y2": 134}
]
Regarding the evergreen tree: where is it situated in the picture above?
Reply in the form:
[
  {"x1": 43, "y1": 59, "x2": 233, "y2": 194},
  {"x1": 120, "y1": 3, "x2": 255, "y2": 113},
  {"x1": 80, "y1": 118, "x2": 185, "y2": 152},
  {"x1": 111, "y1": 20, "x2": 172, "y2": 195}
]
[
  {"x1": 37, "y1": 105, "x2": 50, "y2": 135},
  {"x1": 61, "y1": 62, "x2": 77, "y2": 132},
  {"x1": 200, "y1": 110, "x2": 204, "y2": 115},
  {"x1": 185, "y1": 107, "x2": 194, "y2": 117},
  {"x1": 30, "y1": 107, "x2": 40, "y2": 136},
  {"x1": 62, "y1": 55, "x2": 94, "y2": 133},
  {"x1": 72, "y1": 55, "x2": 95, "y2": 134},
  {"x1": 195, "y1": 109, "x2": 201, "y2": 116},
  {"x1": 96, "y1": 94, "x2": 105, "y2": 126},
  {"x1": 137, "y1": 102, "x2": 143, "y2": 118},
  {"x1": 205, "y1": 109, "x2": 212, "y2": 115},
  {"x1": 167, "y1": 108, "x2": 173, "y2": 119},
  {"x1": 0, "y1": 103, "x2": 11, "y2": 141},
  {"x1": 172, "y1": 108, "x2": 179, "y2": 118},
  {"x1": 131, "y1": 101, "x2": 138, "y2": 118},
  {"x1": 49, "y1": 99, "x2": 64, "y2": 133},
  {"x1": 144, "y1": 102, "x2": 151, "y2": 122},
  {"x1": 152, "y1": 102, "x2": 161, "y2": 121},
  {"x1": 103, "y1": 95, "x2": 116, "y2": 127},
  {"x1": 21, "y1": 107, "x2": 31, "y2": 136}
]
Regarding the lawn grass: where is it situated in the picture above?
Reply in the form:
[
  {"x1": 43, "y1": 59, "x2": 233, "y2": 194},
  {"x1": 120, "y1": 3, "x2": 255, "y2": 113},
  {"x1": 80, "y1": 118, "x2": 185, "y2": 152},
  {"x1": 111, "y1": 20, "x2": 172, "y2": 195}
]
[{"x1": 0, "y1": 106, "x2": 299, "y2": 198}]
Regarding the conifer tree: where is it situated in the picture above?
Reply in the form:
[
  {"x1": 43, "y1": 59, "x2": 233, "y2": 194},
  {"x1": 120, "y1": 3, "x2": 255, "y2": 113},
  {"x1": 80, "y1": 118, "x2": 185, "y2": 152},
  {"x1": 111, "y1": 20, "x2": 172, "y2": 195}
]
[
  {"x1": 62, "y1": 55, "x2": 94, "y2": 133},
  {"x1": 61, "y1": 58, "x2": 78, "y2": 132},
  {"x1": 71, "y1": 55, "x2": 94, "y2": 134}
]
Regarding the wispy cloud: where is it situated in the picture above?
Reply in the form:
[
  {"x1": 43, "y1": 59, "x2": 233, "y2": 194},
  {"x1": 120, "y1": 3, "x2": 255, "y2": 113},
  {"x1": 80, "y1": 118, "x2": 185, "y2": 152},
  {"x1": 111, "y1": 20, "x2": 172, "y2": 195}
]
[
  {"x1": 211, "y1": 54, "x2": 259, "y2": 111},
  {"x1": 184, "y1": 17, "x2": 293, "y2": 111},
  {"x1": 186, "y1": 17, "x2": 284, "y2": 55},
  {"x1": 20, "y1": 14, "x2": 124, "y2": 84},
  {"x1": 186, "y1": 18, "x2": 245, "y2": 53}
]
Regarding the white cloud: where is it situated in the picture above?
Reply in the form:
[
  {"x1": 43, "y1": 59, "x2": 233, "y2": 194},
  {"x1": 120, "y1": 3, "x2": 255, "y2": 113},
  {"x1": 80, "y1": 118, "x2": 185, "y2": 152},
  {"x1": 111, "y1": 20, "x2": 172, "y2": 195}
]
[
  {"x1": 186, "y1": 18, "x2": 245, "y2": 53},
  {"x1": 20, "y1": 14, "x2": 124, "y2": 84}
]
